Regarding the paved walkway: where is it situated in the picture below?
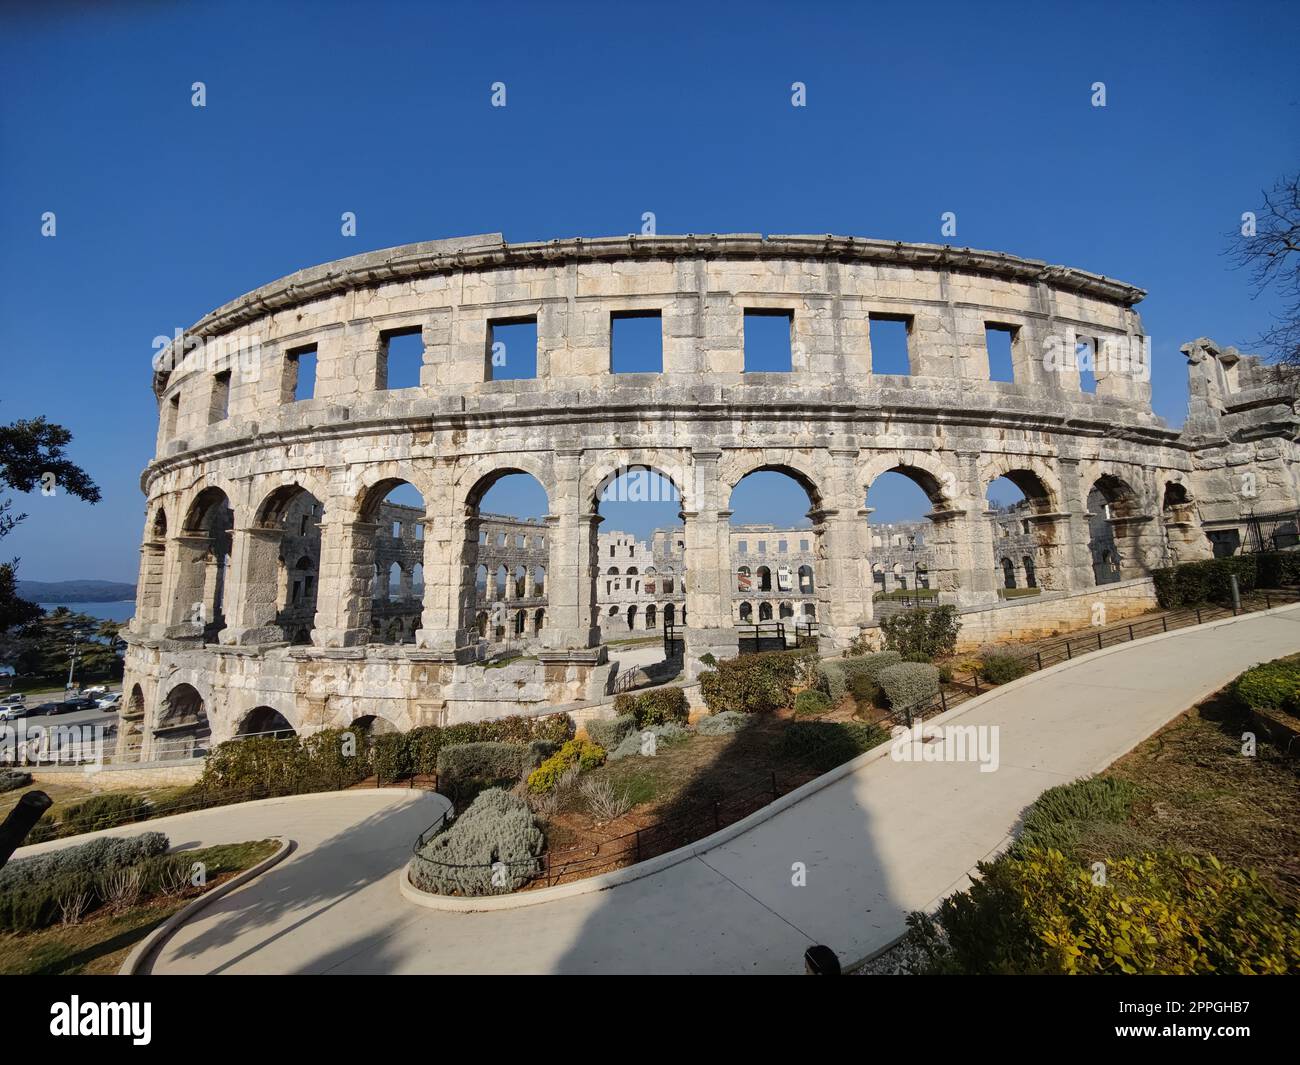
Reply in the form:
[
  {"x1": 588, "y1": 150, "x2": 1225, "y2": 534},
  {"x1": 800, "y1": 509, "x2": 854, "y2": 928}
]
[{"x1": 22, "y1": 606, "x2": 1300, "y2": 974}]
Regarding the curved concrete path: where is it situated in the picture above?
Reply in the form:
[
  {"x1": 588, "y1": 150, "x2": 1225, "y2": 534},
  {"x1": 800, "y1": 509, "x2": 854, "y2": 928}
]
[{"x1": 22, "y1": 606, "x2": 1299, "y2": 974}]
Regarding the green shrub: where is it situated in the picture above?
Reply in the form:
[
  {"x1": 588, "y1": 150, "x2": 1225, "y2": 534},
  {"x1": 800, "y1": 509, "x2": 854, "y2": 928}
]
[
  {"x1": 846, "y1": 673, "x2": 881, "y2": 712},
  {"x1": 437, "y1": 741, "x2": 528, "y2": 789},
  {"x1": 980, "y1": 652, "x2": 1031, "y2": 686},
  {"x1": 59, "y1": 793, "x2": 150, "y2": 836},
  {"x1": 0, "y1": 831, "x2": 170, "y2": 933},
  {"x1": 526, "y1": 738, "x2": 606, "y2": 793},
  {"x1": 818, "y1": 650, "x2": 901, "y2": 704},
  {"x1": 585, "y1": 714, "x2": 637, "y2": 750},
  {"x1": 613, "y1": 687, "x2": 689, "y2": 728},
  {"x1": 904, "y1": 847, "x2": 1300, "y2": 975},
  {"x1": 1152, "y1": 555, "x2": 1260, "y2": 608},
  {"x1": 699, "y1": 649, "x2": 816, "y2": 714},
  {"x1": 696, "y1": 711, "x2": 750, "y2": 735},
  {"x1": 401, "y1": 714, "x2": 574, "y2": 775},
  {"x1": 524, "y1": 739, "x2": 560, "y2": 770},
  {"x1": 880, "y1": 605, "x2": 961, "y2": 661},
  {"x1": 877, "y1": 662, "x2": 941, "y2": 716},
  {"x1": 0, "y1": 769, "x2": 32, "y2": 793},
  {"x1": 1016, "y1": 776, "x2": 1139, "y2": 856},
  {"x1": 371, "y1": 732, "x2": 412, "y2": 781},
  {"x1": 794, "y1": 689, "x2": 831, "y2": 717},
  {"x1": 409, "y1": 789, "x2": 545, "y2": 896},
  {"x1": 1234, "y1": 659, "x2": 1300, "y2": 716},
  {"x1": 608, "y1": 722, "x2": 691, "y2": 761},
  {"x1": 780, "y1": 720, "x2": 889, "y2": 772}
]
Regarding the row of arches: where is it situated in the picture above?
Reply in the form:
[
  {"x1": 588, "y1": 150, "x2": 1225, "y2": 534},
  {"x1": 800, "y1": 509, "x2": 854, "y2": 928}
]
[{"x1": 136, "y1": 451, "x2": 1204, "y2": 657}]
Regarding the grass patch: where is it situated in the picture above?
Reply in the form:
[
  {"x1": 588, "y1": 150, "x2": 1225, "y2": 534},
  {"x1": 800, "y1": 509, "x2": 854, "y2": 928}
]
[{"x1": 0, "y1": 838, "x2": 278, "y2": 975}]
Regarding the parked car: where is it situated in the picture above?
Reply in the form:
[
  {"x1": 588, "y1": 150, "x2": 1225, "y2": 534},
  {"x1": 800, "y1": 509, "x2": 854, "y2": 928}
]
[
  {"x1": 29, "y1": 701, "x2": 62, "y2": 716},
  {"x1": 55, "y1": 696, "x2": 96, "y2": 713},
  {"x1": 83, "y1": 685, "x2": 108, "y2": 697},
  {"x1": 96, "y1": 693, "x2": 121, "y2": 711},
  {"x1": 0, "y1": 704, "x2": 25, "y2": 722},
  {"x1": 0, "y1": 693, "x2": 25, "y2": 707}
]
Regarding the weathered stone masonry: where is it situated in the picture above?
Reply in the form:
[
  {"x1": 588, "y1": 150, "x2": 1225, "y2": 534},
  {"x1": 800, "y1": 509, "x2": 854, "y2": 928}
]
[{"x1": 120, "y1": 232, "x2": 1300, "y2": 756}]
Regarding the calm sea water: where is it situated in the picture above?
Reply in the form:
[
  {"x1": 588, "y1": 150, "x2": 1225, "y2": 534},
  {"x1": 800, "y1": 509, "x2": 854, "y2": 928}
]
[{"x1": 39, "y1": 601, "x2": 136, "y2": 623}]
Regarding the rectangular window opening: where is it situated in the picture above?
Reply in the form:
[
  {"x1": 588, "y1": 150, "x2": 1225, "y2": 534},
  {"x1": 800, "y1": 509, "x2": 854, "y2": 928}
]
[
  {"x1": 743, "y1": 309, "x2": 793, "y2": 372},
  {"x1": 1076, "y1": 337, "x2": 1098, "y2": 394},
  {"x1": 869, "y1": 315, "x2": 912, "y2": 375},
  {"x1": 610, "y1": 311, "x2": 663, "y2": 373},
  {"x1": 487, "y1": 317, "x2": 538, "y2": 381},
  {"x1": 286, "y1": 344, "x2": 317, "y2": 402},
  {"x1": 381, "y1": 328, "x2": 424, "y2": 390},
  {"x1": 210, "y1": 371, "x2": 231, "y2": 423},
  {"x1": 166, "y1": 393, "x2": 180, "y2": 438},
  {"x1": 985, "y1": 325, "x2": 1017, "y2": 383}
]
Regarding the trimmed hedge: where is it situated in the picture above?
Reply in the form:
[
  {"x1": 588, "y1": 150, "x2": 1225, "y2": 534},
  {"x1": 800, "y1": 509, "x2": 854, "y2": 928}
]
[
  {"x1": 878, "y1": 662, "x2": 942, "y2": 715},
  {"x1": 437, "y1": 742, "x2": 528, "y2": 788},
  {"x1": 980, "y1": 652, "x2": 1031, "y2": 686},
  {"x1": 613, "y1": 687, "x2": 689, "y2": 728},
  {"x1": 526, "y1": 738, "x2": 606, "y2": 793},
  {"x1": 1151, "y1": 551, "x2": 1300, "y2": 609},
  {"x1": 818, "y1": 650, "x2": 902, "y2": 704},
  {"x1": 699, "y1": 649, "x2": 817, "y2": 714},
  {"x1": 410, "y1": 789, "x2": 544, "y2": 896},
  {"x1": 585, "y1": 714, "x2": 637, "y2": 750}
]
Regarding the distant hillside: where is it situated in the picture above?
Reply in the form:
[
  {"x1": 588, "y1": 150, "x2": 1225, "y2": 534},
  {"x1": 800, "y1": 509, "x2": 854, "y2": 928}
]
[{"x1": 16, "y1": 580, "x2": 137, "y2": 603}]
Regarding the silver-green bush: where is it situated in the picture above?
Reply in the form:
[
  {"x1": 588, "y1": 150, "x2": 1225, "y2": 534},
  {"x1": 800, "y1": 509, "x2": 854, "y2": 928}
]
[
  {"x1": 608, "y1": 722, "x2": 691, "y2": 761},
  {"x1": 410, "y1": 789, "x2": 544, "y2": 896},
  {"x1": 819, "y1": 650, "x2": 903, "y2": 703},
  {"x1": 877, "y1": 662, "x2": 941, "y2": 715},
  {"x1": 696, "y1": 711, "x2": 750, "y2": 735},
  {"x1": 0, "y1": 831, "x2": 169, "y2": 893},
  {"x1": 585, "y1": 713, "x2": 636, "y2": 750},
  {"x1": 435, "y1": 741, "x2": 527, "y2": 787}
]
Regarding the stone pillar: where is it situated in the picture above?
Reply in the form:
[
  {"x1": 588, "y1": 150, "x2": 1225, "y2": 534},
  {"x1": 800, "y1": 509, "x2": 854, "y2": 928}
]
[
  {"x1": 219, "y1": 525, "x2": 288, "y2": 645},
  {"x1": 1110, "y1": 515, "x2": 1160, "y2": 579},
  {"x1": 134, "y1": 537, "x2": 167, "y2": 638},
  {"x1": 957, "y1": 454, "x2": 999, "y2": 607},
  {"x1": 1056, "y1": 458, "x2": 1098, "y2": 589},
  {"x1": 163, "y1": 534, "x2": 215, "y2": 638},
  {"x1": 542, "y1": 449, "x2": 601, "y2": 650},
  {"x1": 416, "y1": 493, "x2": 468, "y2": 652},
  {"x1": 311, "y1": 518, "x2": 377, "y2": 647},
  {"x1": 1162, "y1": 503, "x2": 1213, "y2": 563},
  {"x1": 683, "y1": 449, "x2": 739, "y2": 675},
  {"x1": 1025, "y1": 512, "x2": 1074, "y2": 591},
  {"x1": 819, "y1": 448, "x2": 870, "y2": 646}
]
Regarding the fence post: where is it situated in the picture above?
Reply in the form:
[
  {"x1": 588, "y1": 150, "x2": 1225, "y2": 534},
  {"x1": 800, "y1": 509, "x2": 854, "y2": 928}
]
[
  {"x1": 1065, "y1": 640, "x2": 1072, "y2": 660},
  {"x1": 770, "y1": 770, "x2": 778, "y2": 801},
  {"x1": 635, "y1": 829, "x2": 641, "y2": 862},
  {"x1": 1266, "y1": 592, "x2": 1272, "y2": 609},
  {"x1": 973, "y1": 672, "x2": 981, "y2": 694},
  {"x1": 713, "y1": 801, "x2": 721, "y2": 832},
  {"x1": 1097, "y1": 632, "x2": 1103, "y2": 650},
  {"x1": 1196, "y1": 607, "x2": 1202, "y2": 625},
  {"x1": 1035, "y1": 651, "x2": 1042, "y2": 671},
  {"x1": 1128, "y1": 624, "x2": 1134, "y2": 641},
  {"x1": 940, "y1": 687, "x2": 948, "y2": 712},
  {"x1": 1161, "y1": 615, "x2": 1168, "y2": 633}
]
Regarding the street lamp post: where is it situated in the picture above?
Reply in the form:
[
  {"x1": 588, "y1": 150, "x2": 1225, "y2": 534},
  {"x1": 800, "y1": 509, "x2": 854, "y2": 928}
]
[
  {"x1": 906, "y1": 534, "x2": 918, "y2": 603},
  {"x1": 65, "y1": 629, "x2": 87, "y2": 699}
]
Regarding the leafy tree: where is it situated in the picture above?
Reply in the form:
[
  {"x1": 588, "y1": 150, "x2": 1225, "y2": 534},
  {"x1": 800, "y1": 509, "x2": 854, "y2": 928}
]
[
  {"x1": 0, "y1": 609, "x2": 121, "y2": 682},
  {"x1": 0, "y1": 414, "x2": 101, "y2": 635},
  {"x1": 880, "y1": 604, "x2": 961, "y2": 661}
]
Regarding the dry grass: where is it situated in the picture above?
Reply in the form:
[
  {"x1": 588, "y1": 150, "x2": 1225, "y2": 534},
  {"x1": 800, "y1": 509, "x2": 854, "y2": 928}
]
[{"x1": 1106, "y1": 690, "x2": 1300, "y2": 906}]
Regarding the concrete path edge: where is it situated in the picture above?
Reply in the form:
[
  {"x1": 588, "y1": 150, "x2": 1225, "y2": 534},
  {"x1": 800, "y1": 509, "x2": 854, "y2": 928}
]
[
  {"x1": 400, "y1": 602, "x2": 1300, "y2": 914},
  {"x1": 118, "y1": 837, "x2": 295, "y2": 975}
]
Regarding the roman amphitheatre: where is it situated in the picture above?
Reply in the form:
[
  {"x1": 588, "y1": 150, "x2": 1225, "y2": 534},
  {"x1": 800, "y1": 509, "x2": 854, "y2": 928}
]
[{"x1": 117, "y1": 231, "x2": 1300, "y2": 760}]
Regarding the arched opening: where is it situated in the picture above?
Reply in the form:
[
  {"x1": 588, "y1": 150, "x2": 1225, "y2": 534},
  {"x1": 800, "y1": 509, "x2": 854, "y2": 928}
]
[
  {"x1": 1023, "y1": 555, "x2": 1037, "y2": 588},
  {"x1": 985, "y1": 471, "x2": 1057, "y2": 593},
  {"x1": 1001, "y1": 557, "x2": 1016, "y2": 589},
  {"x1": 153, "y1": 683, "x2": 211, "y2": 760},
  {"x1": 533, "y1": 608, "x2": 545, "y2": 635},
  {"x1": 595, "y1": 465, "x2": 684, "y2": 653},
  {"x1": 360, "y1": 480, "x2": 425, "y2": 645},
  {"x1": 350, "y1": 713, "x2": 398, "y2": 737},
  {"x1": 137, "y1": 506, "x2": 169, "y2": 629},
  {"x1": 174, "y1": 487, "x2": 233, "y2": 639},
  {"x1": 462, "y1": 470, "x2": 549, "y2": 646},
  {"x1": 864, "y1": 468, "x2": 950, "y2": 609},
  {"x1": 646, "y1": 603, "x2": 657, "y2": 628},
  {"x1": 738, "y1": 601, "x2": 753, "y2": 622},
  {"x1": 1161, "y1": 480, "x2": 1210, "y2": 560},
  {"x1": 664, "y1": 603, "x2": 676, "y2": 627},
  {"x1": 730, "y1": 466, "x2": 822, "y2": 644},
  {"x1": 237, "y1": 705, "x2": 296, "y2": 740},
  {"x1": 1088, "y1": 474, "x2": 1151, "y2": 584}
]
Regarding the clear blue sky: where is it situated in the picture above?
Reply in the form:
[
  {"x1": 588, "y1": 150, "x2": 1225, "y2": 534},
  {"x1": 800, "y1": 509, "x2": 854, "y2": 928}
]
[{"x1": 1, "y1": 0, "x2": 1296, "y2": 582}]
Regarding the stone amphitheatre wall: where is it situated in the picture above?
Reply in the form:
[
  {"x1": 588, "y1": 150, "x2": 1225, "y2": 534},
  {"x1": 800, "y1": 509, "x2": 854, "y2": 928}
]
[{"x1": 118, "y1": 233, "x2": 1300, "y2": 758}]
